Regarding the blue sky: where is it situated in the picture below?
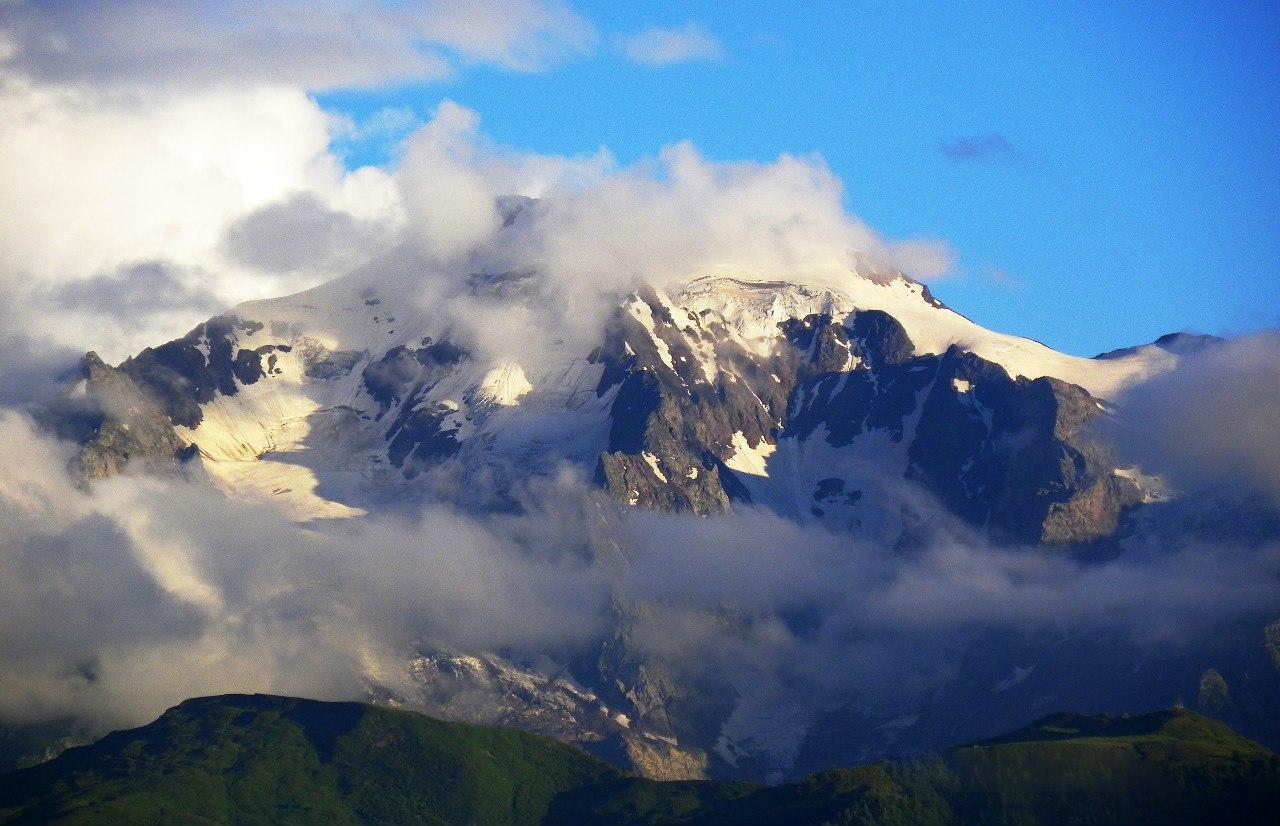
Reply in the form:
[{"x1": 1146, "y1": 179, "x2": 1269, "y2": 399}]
[{"x1": 317, "y1": 1, "x2": 1280, "y2": 356}]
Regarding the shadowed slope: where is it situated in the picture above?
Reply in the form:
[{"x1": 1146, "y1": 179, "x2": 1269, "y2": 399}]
[{"x1": 2, "y1": 696, "x2": 1276, "y2": 825}]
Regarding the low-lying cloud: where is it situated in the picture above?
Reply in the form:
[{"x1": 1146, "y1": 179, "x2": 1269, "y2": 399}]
[
  {"x1": 1, "y1": 408, "x2": 1275, "y2": 742},
  {"x1": 0, "y1": 413, "x2": 610, "y2": 727},
  {"x1": 45, "y1": 262, "x2": 223, "y2": 320},
  {"x1": 1110, "y1": 331, "x2": 1280, "y2": 507}
]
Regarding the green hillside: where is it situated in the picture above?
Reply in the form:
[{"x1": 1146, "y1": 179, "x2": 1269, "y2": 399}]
[
  {"x1": 1, "y1": 695, "x2": 1277, "y2": 825},
  {"x1": 0, "y1": 695, "x2": 613, "y2": 825}
]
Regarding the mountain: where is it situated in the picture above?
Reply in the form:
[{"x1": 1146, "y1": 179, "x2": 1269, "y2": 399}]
[
  {"x1": 1, "y1": 694, "x2": 1276, "y2": 825},
  {"x1": 34, "y1": 260, "x2": 1276, "y2": 782},
  {"x1": 1094, "y1": 331, "x2": 1225, "y2": 361},
  {"x1": 62, "y1": 267, "x2": 1172, "y2": 538}
]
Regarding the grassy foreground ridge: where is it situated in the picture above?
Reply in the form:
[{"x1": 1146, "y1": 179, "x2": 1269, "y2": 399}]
[{"x1": 0, "y1": 694, "x2": 1276, "y2": 824}]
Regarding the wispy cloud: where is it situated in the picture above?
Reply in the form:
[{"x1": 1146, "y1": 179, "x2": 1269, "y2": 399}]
[
  {"x1": 983, "y1": 266, "x2": 1022, "y2": 289},
  {"x1": 940, "y1": 133, "x2": 1017, "y2": 162},
  {"x1": 620, "y1": 22, "x2": 723, "y2": 67},
  {"x1": 887, "y1": 239, "x2": 957, "y2": 281}
]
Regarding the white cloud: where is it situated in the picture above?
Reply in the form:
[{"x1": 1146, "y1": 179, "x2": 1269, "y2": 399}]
[
  {"x1": 0, "y1": 77, "x2": 402, "y2": 359},
  {"x1": 0, "y1": 0, "x2": 596, "y2": 91},
  {"x1": 376, "y1": 106, "x2": 956, "y2": 373},
  {"x1": 620, "y1": 22, "x2": 723, "y2": 67},
  {"x1": 0, "y1": 411, "x2": 610, "y2": 727},
  {"x1": 415, "y1": 0, "x2": 597, "y2": 73}
]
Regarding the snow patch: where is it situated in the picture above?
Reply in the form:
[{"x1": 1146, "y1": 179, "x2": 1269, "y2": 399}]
[
  {"x1": 724, "y1": 431, "x2": 776, "y2": 478},
  {"x1": 642, "y1": 452, "x2": 668, "y2": 482},
  {"x1": 475, "y1": 360, "x2": 532, "y2": 407},
  {"x1": 675, "y1": 274, "x2": 1174, "y2": 399}
]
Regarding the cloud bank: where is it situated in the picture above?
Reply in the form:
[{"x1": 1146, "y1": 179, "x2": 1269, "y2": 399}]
[{"x1": 0, "y1": 408, "x2": 1275, "y2": 740}]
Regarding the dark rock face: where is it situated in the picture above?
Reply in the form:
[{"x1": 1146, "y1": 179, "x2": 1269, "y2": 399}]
[
  {"x1": 386, "y1": 403, "x2": 464, "y2": 471},
  {"x1": 784, "y1": 312, "x2": 930, "y2": 446},
  {"x1": 592, "y1": 602, "x2": 733, "y2": 773},
  {"x1": 905, "y1": 352, "x2": 1140, "y2": 544},
  {"x1": 117, "y1": 315, "x2": 288, "y2": 428},
  {"x1": 593, "y1": 294, "x2": 785, "y2": 515},
  {"x1": 811, "y1": 477, "x2": 861, "y2": 518},
  {"x1": 597, "y1": 296, "x2": 1137, "y2": 545},
  {"x1": 361, "y1": 337, "x2": 470, "y2": 472},
  {"x1": 362, "y1": 339, "x2": 468, "y2": 417},
  {"x1": 1095, "y1": 330, "x2": 1224, "y2": 360},
  {"x1": 299, "y1": 345, "x2": 364, "y2": 380},
  {"x1": 40, "y1": 315, "x2": 294, "y2": 478},
  {"x1": 42, "y1": 353, "x2": 193, "y2": 479}
]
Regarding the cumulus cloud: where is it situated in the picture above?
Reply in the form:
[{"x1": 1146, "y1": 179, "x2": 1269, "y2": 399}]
[
  {"x1": 0, "y1": 78, "x2": 401, "y2": 359},
  {"x1": 349, "y1": 103, "x2": 961, "y2": 374},
  {"x1": 0, "y1": 0, "x2": 595, "y2": 91},
  {"x1": 620, "y1": 22, "x2": 724, "y2": 67},
  {"x1": 1110, "y1": 331, "x2": 1280, "y2": 507},
  {"x1": 330, "y1": 106, "x2": 424, "y2": 166},
  {"x1": 940, "y1": 133, "x2": 1016, "y2": 162},
  {"x1": 222, "y1": 193, "x2": 398, "y2": 276},
  {"x1": 0, "y1": 2, "x2": 589, "y2": 361}
]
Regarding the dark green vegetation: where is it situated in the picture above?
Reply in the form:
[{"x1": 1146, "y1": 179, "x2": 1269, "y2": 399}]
[
  {"x1": 0, "y1": 695, "x2": 612, "y2": 825},
  {"x1": 2, "y1": 695, "x2": 1276, "y2": 825}
]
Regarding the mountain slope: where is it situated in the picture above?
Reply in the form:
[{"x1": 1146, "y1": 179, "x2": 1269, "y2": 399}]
[{"x1": 1, "y1": 696, "x2": 1276, "y2": 825}]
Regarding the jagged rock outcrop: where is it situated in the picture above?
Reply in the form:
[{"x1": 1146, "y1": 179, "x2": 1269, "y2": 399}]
[
  {"x1": 378, "y1": 651, "x2": 709, "y2": 781},
  {"x1": 42, "y1": 352, "x2": 193, "y2": 479},
  {"x1": 594, "y1": 293, "x2": 1140, "y2": 544},
  {"x1": 118, "y1": 315, "x2": 289, "y2": 428}
]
